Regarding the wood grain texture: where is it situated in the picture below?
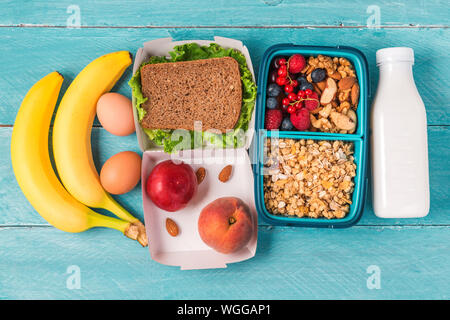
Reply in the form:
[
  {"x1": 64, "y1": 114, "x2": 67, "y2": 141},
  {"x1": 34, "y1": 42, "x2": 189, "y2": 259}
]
[
  {"x1": 0, "y1": 226, "x2": 448, "y2": 299},
  {"x1": 0, "y1": 0, "x2": 448, "y2": 27},
  {"x1": 1, "y1": 0, "x2": 449, "y2": 300},
  {"x1": 0, "y1": 27, "x2": 449, "y2": 125},
  {"x1": 1, "y1": 126, "x2": 449, "y2": 226}
]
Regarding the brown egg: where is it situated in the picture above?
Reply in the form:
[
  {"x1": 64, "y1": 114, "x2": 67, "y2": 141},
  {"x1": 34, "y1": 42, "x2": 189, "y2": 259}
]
[
  {"x1": 96, "y1": 92, "x2": 135, "y2": 136},
  {"x1": 100, "y1": 151, "x2": 142, "y2": 195}
]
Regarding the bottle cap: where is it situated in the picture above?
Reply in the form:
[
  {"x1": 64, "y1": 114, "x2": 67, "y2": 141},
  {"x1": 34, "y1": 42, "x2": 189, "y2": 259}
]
[{"x1": 376, "y1": 47, "x2": 414, "y2": 65}]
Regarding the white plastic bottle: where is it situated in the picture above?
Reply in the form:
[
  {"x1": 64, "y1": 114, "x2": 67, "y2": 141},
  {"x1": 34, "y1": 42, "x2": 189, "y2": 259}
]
[{"x1": 371, "y1": 47, "x2": 430, "y2": 218}]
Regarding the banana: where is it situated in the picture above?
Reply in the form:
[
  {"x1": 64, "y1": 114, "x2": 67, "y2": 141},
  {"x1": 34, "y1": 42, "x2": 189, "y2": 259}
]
[
  {"x1": 11, "y1": 72, "x2": 147, "y2": 246},
  {"x1": 52, "y1": 51, "x2": 146, "y2": 234}
]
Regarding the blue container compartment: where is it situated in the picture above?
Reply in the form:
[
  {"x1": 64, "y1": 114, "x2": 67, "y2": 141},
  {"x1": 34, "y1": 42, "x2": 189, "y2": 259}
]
[
  {"x1": 254, "y1": 132, "x2": 367, "y2": 228},
  {"x1": 256, "y1": 44, "x2": 369, "y2": 138},
  {"x1": 253, "y1": 44, "x2": 369, "y2": 228}
]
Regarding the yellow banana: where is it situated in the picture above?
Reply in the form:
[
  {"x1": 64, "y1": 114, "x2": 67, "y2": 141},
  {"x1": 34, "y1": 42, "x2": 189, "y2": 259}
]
[
  {"x1": 11, "y1": 72, "x2": 147, "y2": 246},
  {"x1": 52, "y1": 51, "x2": 146, "y2": 234}
]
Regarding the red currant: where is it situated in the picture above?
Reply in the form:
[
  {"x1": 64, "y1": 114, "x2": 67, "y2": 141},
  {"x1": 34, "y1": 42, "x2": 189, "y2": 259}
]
[
  {"x1": 288, "y1": 92, "x2": 297, "y2": 101},
  {"x1": 276, "y1": 76, "x2": 287, "y2": 86},
  {"x1": 291, "y1": 80, "x2": 298, "y2": 87},
  {"x1": 305, "y1": 89, "x2": 313, "y2": 96},
  {"x1": 282, "y1": 98, "x2": 290, "y2": 106},
  {"x1": 287, "y1": 106, "x2": 296, "y2": 114},
  {"x1": 277, "y1": 66, "x2": 287, "y2": 77},
  {"x1": 279, "y1": 58, "x2": 287, "y2": 66},
  {"x1": 294, "y1": 102, "x2": 303, "y2": 109},
  {"x1": 284, "y1": 84, "x2": 294, "y2": 93},
  {"x1": 298, "y1": 90, "x2": 306, "y2": 99}
]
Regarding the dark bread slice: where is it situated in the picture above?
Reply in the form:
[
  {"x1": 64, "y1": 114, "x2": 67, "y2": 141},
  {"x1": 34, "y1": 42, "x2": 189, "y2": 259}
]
[{"x1": 140, "y1": 56, "x2": 242, "y2": 133}]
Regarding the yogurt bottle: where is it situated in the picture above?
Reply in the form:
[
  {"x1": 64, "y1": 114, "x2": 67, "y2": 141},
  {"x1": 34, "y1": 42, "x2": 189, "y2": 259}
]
[{"x1": 371, "y1": 47, "x2": 430, "y2": 218}]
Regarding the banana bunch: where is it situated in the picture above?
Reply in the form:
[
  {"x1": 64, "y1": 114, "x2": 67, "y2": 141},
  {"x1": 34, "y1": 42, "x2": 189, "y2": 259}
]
[{"x1": 11, "y1": 52, "x2": 148, "y2": 246}]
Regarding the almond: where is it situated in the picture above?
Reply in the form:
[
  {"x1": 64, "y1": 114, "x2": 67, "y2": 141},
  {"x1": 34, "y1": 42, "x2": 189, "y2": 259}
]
[
  {"x1": 310, "y1": 106, "x2": 322, "y2": 114},
  {"x1": 329, "y1": 71, "x2": 342, "y2": 81},
  {"x1": 218, "y1": 165, "x2": 233, "y2": 182},
  {"x1": 351, "y1": 83, "x2": 360, "y2": 105},
  {"x1": 312, "y1": 83, "x2": 322, "y2": 94},
  {"x1": 166, "y1": 218, "x2": 179, "y2": 237},
  {"x1": 317, "y1": 80, "x2": 327, "y2": 91},
  {"x1": 320, "y1": 78, "x2": 337, "y2": 105},
  {"x1": 196, "y1": 167, "x2": 206, "y2": 184},
  {"x1": 338, "y1": 76, "x2": 356, "y2": 90}
]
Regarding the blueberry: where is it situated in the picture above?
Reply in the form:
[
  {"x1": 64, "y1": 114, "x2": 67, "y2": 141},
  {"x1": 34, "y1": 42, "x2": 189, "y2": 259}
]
[
  {"x1": 267, "y1": 83, "x2": 282, "y2": 97},
  {"x1": 280, "y1": 116, "x2": 294, "y2": 131},
  {"x1": 311, "y1": 68, "x2": 326, "y2": 83},
  {"x1": 299, "y1": 81, "x2": 314, "y2": 91},
  {"x1": 268, "y1": 70, "x2": 278, "y2": 83},
  {"x1": 297, "y1": 75, "x2": 307, "y2": 83},
  {"x1": 266, "y1": 97, "x2": 278, "y2": 109},
  {"x1": 297, "y1": 75, "x2": 309, "y2": 87},
  {"x1": 271, "y1": 58, "x2": 280, "y2": 69}
]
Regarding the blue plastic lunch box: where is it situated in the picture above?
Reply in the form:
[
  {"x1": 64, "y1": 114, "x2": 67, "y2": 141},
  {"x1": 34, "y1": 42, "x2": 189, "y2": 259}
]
[{"x1": 252, "y1": 44, "x2": 369, "y2": 228}]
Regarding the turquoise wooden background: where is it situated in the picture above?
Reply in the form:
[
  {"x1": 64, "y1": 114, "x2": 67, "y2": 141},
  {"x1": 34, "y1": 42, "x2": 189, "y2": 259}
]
[{"x1": 1, "y1": 0, "x2": 449, "y2": 299}]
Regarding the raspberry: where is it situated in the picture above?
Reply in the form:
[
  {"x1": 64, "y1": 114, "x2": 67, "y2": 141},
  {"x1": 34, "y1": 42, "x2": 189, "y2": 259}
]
[
  {"x1": 304, "y1": 91, "x2": 319, "y2": 111},
  {"x1": 288, "y1": 54, "x2": 306, "y2": 74},
  {"x1": 290, "y1": 108, "x2": 311, "y2": 131},
  {"x1": 265, "y1": 109, "x2": 283, "y2": 130}
]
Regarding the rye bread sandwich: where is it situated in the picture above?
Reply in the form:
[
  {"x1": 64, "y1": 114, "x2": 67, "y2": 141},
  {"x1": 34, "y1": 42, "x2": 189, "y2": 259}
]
[
  {"x1": 140, "y1": 57, "x2": 242, "y2": 132},
  {"x1": 129, "y1": 43, "x2": 257, "y2": 152}
]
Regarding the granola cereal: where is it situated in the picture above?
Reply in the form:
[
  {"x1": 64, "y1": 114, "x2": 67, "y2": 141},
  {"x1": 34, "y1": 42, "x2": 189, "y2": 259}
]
[{"x1": 263, "y1": 138, "x2": 357, "y2": 219}]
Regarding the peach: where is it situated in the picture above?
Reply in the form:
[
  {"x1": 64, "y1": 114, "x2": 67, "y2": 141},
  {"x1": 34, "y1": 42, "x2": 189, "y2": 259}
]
[{"x1": 198, "y1": 197, "x2": 253, "y2": 254}]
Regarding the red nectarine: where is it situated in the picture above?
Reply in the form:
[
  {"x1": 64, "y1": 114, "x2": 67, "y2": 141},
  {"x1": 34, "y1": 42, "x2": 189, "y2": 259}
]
[{"x1": 146, "y1": 160, "x2": 197, "y2": 212}]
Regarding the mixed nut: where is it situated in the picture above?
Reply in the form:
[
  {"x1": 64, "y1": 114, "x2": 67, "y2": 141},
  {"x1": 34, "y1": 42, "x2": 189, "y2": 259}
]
[
  {"x1": 263, "y1": 138, "x2": 357, "y2": 219},
  {"x1": 265, "y1": 54, "x2": 359, "y2": 134}
]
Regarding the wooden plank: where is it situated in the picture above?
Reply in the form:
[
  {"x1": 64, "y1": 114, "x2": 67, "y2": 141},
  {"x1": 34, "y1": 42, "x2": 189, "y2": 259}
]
[
  {"x1": 1, "y1": 127, "x2": 144, "y2": 226},
  {"x1": 0, "y1": 0, "x2": 448, "y2": 27},
  {"x1": 0, "y1": 225, "x2": 448, "y2": 299},
  {"x1": 1, "y1": 126, "x2": 449, "y2": 226},
  {"x1": 0, "y1": 27, "x2": 448, "y2": 125}
]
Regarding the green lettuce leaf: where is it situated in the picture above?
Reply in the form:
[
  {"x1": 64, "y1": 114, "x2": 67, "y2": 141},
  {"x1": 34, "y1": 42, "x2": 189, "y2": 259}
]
[{"x1": 128, "y1": 43, "x2": 257, "y2": 153}]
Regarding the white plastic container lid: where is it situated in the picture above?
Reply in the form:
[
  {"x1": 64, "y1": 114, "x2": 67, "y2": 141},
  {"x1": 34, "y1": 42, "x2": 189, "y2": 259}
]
[{"x1": 376, "y1": 47, "x2": 414, "y2": 65}]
